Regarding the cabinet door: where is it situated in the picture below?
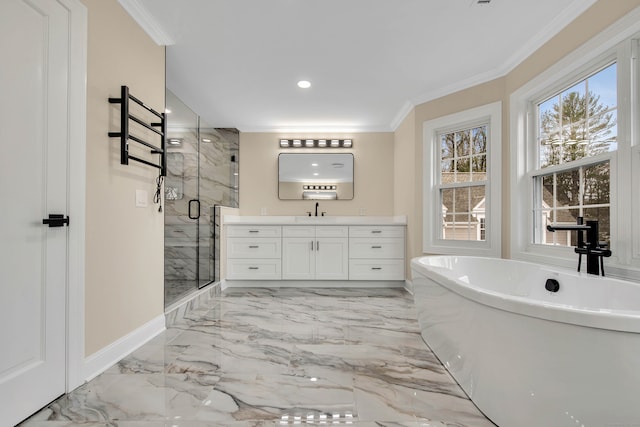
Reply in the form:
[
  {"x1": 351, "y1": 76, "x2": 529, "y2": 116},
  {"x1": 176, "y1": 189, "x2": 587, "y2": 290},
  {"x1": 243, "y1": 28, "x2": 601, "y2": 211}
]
[
  {"x1": 315, "y1": 238, "x2": 349, "y2": 280},
  {"x1": 282, "y1": 238, "x2": 315, "y2": 280}
]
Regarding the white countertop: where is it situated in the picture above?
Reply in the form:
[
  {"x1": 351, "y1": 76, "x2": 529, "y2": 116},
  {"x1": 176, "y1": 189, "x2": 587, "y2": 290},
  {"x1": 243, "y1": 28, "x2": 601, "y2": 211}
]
[{"x1": 223, "y1": 215, "x2": 407, "y2": 226}]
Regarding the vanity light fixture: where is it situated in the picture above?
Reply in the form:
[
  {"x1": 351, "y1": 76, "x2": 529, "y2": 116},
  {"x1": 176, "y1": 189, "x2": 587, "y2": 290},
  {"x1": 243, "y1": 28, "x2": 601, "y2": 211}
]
[
  {"x1": 304, "y1": 185, "x2": 337, "y2": 190},
  {"x1": 278, "y1": 139, "x2": 354, "y2": 148}
]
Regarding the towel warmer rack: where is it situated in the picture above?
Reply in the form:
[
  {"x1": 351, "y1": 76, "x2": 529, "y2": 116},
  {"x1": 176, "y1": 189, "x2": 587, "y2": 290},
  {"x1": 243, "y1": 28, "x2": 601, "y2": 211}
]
[{"x1": 108, "y1": 85, "x2": 166, "y2": 176}]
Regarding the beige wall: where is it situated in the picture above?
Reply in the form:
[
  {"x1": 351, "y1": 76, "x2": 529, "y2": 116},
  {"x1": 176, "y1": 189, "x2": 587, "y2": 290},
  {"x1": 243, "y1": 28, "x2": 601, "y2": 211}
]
[
  {"x1": 393, "y1": 109, "x2": 416, "y2": 277},
  {"x1": 82, "y1": 0, "x2": 165, "y2": 356},
  {"x1": 239, "y1": 133, "x2": 395, "y2": 216},
  {"x1": 395, "y1": 0, "x2": 640, "y2": 267}
]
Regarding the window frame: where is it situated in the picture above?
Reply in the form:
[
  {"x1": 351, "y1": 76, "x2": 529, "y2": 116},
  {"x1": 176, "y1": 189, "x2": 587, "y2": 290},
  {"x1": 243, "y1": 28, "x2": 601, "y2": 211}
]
[
  {"x1": 510, "y1": 12, "x2": 640, "y2": 279},
  {"x1": 423, "y1": 101, "x2": 502, "y2": 257}
]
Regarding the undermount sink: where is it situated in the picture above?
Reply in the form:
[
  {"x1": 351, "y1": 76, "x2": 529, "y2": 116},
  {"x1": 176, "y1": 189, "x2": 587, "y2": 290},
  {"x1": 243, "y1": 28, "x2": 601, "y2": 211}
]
[{"x1": 294, "y1": 216, "x2": 338, "y2": 223}]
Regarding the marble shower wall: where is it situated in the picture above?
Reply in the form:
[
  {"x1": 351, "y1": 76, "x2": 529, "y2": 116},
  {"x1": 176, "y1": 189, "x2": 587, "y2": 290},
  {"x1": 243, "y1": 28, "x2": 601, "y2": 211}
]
[{"x1": 164, "y1": 111, "x2": 239, "y2": 306}]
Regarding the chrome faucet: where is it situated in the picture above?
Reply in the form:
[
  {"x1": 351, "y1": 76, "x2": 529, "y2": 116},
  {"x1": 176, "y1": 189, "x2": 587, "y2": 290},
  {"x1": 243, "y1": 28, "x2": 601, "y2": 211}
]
[{"x1": 546, "y1": 217, "x2": 612, "y2": 276}]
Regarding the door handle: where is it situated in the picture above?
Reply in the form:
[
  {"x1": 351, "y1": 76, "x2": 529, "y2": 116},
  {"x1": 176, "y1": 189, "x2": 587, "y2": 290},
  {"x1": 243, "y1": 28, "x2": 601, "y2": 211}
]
[
  {"x1": 188, "y1": 199, "x2": 200, "y2": 219},
  {"x1": 42, "y1": 214, "x2": 69, "y2": 227}
]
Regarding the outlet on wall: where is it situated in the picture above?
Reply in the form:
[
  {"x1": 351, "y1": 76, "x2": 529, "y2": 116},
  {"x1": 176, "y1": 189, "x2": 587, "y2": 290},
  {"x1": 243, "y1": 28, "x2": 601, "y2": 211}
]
[
  {"x1": 135, "y1": 189, "x2": 148, "y2": 208},
  {"x1": 260, "y1": 207, "x2": 267, "y2": 215},
  {"x1": 359, "y1": 208, "x2": 366, "y2": 216}
]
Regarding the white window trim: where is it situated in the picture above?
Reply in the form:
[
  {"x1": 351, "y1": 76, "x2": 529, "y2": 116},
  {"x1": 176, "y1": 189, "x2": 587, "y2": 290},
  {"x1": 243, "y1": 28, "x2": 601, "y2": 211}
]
[
  {"x1": 510, "y1": 8, "x2": 640, "y2": 279},
  {"x1": 423, "y1": 101, "x2": 502, "y2": 257}
]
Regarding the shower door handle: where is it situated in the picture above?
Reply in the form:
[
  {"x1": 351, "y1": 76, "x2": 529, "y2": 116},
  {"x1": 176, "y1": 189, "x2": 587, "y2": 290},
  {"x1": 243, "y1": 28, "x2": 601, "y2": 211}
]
[{"x1": 188, "y1": 199, "x2": 200, "y2": 220}]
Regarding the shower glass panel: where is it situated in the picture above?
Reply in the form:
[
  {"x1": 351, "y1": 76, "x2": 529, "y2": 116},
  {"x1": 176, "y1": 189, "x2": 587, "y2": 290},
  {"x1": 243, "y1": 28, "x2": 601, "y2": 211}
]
[
  {"x1": 197, "y1": 122, "x2": 239, "y2": 288},
  {"x1": 164, "y1": 90, "x2": 239, "y2": 307}
]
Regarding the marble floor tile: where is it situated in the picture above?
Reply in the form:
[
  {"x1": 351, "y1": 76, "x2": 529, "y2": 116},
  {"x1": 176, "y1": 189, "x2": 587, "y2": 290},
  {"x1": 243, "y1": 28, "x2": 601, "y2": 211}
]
[{"x1": 21, "y1": 287, "x2": 495, "y2": 427}]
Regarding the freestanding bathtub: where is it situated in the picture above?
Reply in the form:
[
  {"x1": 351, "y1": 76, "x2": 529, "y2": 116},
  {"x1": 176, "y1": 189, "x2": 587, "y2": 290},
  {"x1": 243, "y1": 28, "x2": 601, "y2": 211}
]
[{"x1": 411, "y1": 255, "x2": 640, "y2": 427}]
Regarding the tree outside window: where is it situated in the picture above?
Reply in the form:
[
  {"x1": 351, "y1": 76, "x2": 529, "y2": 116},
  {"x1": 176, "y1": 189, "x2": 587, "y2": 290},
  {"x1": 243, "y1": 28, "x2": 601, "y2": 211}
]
[
  {"x1": 534, "y1": 63, "x2": 616, "y2": 247},
  {"x1": 439, "y1": 125, "x2": 488, "y2": 241}
]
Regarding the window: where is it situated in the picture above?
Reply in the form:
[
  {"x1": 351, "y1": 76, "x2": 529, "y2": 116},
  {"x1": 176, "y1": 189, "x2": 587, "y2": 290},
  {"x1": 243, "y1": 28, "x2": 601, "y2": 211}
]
[
  {"x1": 423, "y1": 102, "x2": 501, "y2": 257},
  {"x1": 511, "y1": 14, "x2": 640, "y2": 278},
  {"x1": 439, "y1": 125, "x2": 488, "y2": 241},
  {"x1": 532, "y1": 64, "x2": 615, "y2": 247}
]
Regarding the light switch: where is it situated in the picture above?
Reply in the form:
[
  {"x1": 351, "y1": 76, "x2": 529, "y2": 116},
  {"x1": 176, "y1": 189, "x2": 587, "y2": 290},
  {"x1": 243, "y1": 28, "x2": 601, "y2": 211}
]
[{"x1": 135, "y1": 189, "x2": 148, "y2": 207}]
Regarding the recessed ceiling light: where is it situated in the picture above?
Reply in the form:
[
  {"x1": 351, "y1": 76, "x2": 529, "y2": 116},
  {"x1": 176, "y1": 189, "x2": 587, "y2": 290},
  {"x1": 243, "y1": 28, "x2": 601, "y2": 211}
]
[
  {"x1": 201, "y1": 138, "x2": 211, "y2": 143},
  {"x1": 297, "y1": 80, "x2": 311, "y2": 89}
]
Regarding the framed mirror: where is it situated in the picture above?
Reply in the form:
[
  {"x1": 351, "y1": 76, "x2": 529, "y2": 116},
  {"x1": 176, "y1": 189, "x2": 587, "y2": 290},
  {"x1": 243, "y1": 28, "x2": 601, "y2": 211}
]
[{"x1": 278, "y1": 153, "x2": 354, "y2": 200}]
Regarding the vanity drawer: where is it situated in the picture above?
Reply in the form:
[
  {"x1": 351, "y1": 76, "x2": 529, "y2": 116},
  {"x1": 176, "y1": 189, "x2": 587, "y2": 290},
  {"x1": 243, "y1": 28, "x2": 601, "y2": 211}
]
[
  {"x1": 349, "y1": 238, "x2": 404, "y2": 259},
  {"x1": 226, "y1": 259, "x2": 282, "y2": 280},
  {"x1": 349, "y1": 226, "x2": 404, "y2": 238},
  {"x1": 227, "y1": 238, "x2": 281, "y2": 258},
  {"x1": 226, "y1": 225, "x2": 281, "y2": 238},
  {"x1": 316, "y1": 226, "x2": 349, "y2": 238},
  {"x1": 348, "y1": 259, "x2": 405, "y2": 281},
  {"x1": 282, "y1": 226, "x2": 315, "y2": 238}
]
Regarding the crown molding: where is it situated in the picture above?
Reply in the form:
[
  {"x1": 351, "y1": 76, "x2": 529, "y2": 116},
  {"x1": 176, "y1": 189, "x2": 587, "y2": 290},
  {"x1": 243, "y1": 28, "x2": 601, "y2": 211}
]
[
  {"x1": 389, "y1": 100, "x2": 415, "y2": 131},
  {"x1": 410, "y1": 0, "x2": 599, "y2": 108},
  {"x1": 118, "y1": 0, "x2": 174, "y2": 46},
  {"x1": 499, "y1": 0, "x2": 598, "y2": 78}
]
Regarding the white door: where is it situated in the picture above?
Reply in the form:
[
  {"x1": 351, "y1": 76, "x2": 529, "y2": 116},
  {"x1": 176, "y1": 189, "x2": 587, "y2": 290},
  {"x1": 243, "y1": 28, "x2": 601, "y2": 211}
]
[
  {"x1": 0, "y1": 0, "x2": 71, "y2": 424},
  {"x1": 315, "y1": 238, "x2": 349, "y2": 280},
  {"x1": 282, "y1": 238, "x2": 315, "y2": 280}
]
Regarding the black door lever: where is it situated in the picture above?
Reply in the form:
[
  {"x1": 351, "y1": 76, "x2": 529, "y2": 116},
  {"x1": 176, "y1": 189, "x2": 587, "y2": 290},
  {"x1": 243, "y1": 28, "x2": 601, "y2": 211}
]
[{"x1": 42, "y1": 214, "x2": 70, "y2": 227}]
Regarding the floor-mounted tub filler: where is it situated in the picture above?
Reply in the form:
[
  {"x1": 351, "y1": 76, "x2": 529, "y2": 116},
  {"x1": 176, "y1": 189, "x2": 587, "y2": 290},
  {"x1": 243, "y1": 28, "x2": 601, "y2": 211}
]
[{"x1": 411, "y1": 255, "x2": 640, "y2": 427}]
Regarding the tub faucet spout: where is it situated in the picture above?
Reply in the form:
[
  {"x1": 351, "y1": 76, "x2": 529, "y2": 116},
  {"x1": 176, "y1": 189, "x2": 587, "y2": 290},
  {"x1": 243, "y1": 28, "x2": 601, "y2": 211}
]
[{"x1": 546, "y1": 217, "x2": 611, "y2": 276}]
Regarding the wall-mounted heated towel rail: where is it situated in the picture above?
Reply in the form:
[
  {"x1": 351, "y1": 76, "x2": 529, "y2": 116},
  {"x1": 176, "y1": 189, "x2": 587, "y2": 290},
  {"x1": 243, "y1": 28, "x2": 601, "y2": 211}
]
[{"x1": 109, "y1": 85, "x2": 166, "y2": 176}]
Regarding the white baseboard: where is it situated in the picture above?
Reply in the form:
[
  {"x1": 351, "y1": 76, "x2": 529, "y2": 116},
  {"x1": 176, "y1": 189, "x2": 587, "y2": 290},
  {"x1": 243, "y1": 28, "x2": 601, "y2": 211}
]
[
  {"x1": 81, "y1": 314, "x2": 165, "y2": 383},
  {"x1": 404, "y1": 279, "x2": 414, "y2": 295}
]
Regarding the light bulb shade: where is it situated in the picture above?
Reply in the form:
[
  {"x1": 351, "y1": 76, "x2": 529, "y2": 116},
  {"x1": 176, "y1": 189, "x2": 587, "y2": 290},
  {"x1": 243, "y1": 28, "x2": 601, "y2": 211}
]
[{"x1": 277, "y1": 139, "x2": 353, "y2": 148}]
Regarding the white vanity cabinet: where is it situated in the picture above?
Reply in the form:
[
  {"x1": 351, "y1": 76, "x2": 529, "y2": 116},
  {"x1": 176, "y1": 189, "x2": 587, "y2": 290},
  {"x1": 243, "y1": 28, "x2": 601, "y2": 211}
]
[
  {"x1": 223, "y1": 216, "x2": 407, "y2": 286},
  {"x1": 282, "y1": 226, "x2": 349, "y2": 280},
  {"x1": 226, "y1": 225, "x2": 282, "y2": 280},
  {"x1": 348, "y1": 226, "x2": 405, "y2": 280}
]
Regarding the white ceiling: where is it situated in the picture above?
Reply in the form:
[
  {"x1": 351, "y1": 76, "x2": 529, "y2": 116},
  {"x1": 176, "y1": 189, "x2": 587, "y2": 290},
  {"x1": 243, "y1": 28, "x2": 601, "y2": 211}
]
[{"x1": 121, "y1": 0, "x2": 597, "y2": 132}]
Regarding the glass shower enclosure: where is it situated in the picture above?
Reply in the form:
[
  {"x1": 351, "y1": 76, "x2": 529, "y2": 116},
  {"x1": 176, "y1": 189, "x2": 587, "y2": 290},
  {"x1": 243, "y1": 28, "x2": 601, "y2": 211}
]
[{"x1": 164, "y1": 90, "x2": 239, "y2": 307}]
